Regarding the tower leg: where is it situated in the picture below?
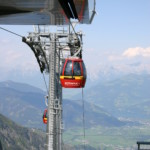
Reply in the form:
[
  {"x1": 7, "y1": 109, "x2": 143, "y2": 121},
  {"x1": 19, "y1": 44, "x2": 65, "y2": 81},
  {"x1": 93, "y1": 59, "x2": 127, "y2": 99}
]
[
  {"x1": 46, "y1": 34, "x2": 63, "y2": 150},
  {"x1": 56, "y1": 45, "x2": 63, "y2": 150},
  {"x1": 46, "y1": 34, "x2": 56, "y2": 150}
]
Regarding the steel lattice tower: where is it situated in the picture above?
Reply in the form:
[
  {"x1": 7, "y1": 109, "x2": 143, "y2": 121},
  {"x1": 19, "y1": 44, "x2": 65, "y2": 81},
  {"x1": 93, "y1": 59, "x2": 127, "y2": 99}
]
[{"x1": 23, "y1": 25, "x2": 80, "y2": 150}]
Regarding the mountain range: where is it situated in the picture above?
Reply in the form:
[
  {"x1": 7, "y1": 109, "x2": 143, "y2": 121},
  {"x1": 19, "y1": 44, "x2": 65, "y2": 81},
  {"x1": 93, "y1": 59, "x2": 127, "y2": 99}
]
[
  {"x1": 0, "y1": 80, "x2": 124, "y2": 129},
  {"x1": 0, "y1": 73, "x2": 149, "y2": 130},
  {"x1": 78, "y1": 74, "x2": 150, "y2": 121},
  {"x1": 63, "y1": 100, "x2": 125, "y2": 128},
  {"x1": 1, "y1": 73, "x2": 149, "y2": 130},
  {"x1": 0, "y1": 81, "x2": 46, "y2": 129},
  {"x1": 0, "y1": 74, "x2": 150, "y2": 149}
]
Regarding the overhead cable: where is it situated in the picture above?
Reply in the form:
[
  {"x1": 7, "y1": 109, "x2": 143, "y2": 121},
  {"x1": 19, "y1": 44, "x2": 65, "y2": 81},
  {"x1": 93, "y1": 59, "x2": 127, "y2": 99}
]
[
  {"x1": 82, "y1": 88, "x2": 86, "y2": 149},
  {"x1": 0, "y1": 26, "x2": 23, "y2": 38},
  {"x1": 0, "y1": 26, "x2": 49, "y2": 96}
]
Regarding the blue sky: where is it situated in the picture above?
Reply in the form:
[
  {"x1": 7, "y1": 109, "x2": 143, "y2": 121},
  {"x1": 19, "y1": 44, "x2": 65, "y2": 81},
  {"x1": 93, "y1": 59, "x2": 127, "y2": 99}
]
[
  {"x1": 0, "y1": 0, "x2": 150, "y2": 90},
  {"x1": 82, "y1": 0, "x2": 150, "y2": 79},
  {"x1": 84, "y1": 0, "x2": 150, "y2": 51}
]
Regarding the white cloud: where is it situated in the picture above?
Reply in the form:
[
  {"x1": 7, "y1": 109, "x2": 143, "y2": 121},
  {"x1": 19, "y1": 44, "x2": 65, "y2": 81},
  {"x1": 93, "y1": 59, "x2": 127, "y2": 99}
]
[
  {"x1": 123, "y1": 47, "x2": 150, "y2": 58},
  {"x1": 108, "y1": 47, "x2": 150, "y2": 62},
  {"x1": 113, "y1": 63, "x2": 149, "y2": 73},
  {"x1": 0, "y1": 48, "x2": 39, "y2": 74},
  {"x1": 82, "y1": 46, "x2": 150, "y2": 81},
  {"x1": 108, "y1": 55, "x2": 124, "y2": 61}
]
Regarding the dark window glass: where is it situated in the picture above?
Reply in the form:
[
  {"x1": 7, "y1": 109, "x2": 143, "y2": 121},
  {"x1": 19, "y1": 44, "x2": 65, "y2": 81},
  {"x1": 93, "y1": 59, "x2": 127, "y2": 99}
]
[
  {"x1": 82, "y1": 62, "x2": 87, "y2": 78},
  {"x1": 73, "y1": 61, "x2": 81, "y2": 76},
  {"x1": 64, "y1": 60, "x2": 72, "y2": 76}
]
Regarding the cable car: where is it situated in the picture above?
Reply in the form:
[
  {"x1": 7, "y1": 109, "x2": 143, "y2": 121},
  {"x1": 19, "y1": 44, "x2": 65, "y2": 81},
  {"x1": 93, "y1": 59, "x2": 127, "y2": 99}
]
[
  {"x1": 60, "y1": 57, "x2": 87, "y2": 88},
  {"x1": 43, "y1": 109, "x2": 47, "y2": 124}
]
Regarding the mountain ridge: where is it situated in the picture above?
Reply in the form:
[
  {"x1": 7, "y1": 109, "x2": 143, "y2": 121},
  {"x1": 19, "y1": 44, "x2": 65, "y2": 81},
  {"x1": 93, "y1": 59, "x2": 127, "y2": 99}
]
[
  {"x1": 0, "y1": 113, "x2": 45, "y2": 150},
  {"x1": 0, "y1": 80, "x2": 126, "y2": 129},
  {"x1": 80, "y1": 74, "x2": 150, "y2": 120},
  {"x1": 0, "y1": 80, "x2": 45, "y2": 94}
]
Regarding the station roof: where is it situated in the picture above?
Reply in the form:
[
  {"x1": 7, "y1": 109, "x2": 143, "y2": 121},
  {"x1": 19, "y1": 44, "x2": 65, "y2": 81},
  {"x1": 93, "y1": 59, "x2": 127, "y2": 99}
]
[{"x1": 0, "y1": 0, "x2": 95, "y2": 25}]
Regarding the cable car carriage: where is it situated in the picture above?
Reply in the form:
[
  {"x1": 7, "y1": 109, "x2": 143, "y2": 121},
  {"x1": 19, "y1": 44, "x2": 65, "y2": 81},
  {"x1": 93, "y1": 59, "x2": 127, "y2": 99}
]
[
  {"x1": 43, "y1": 109, "x2": 47, "y2": 124},
  {"x1": 60, "y1": 57, "x2": 87, "y2": 88}
]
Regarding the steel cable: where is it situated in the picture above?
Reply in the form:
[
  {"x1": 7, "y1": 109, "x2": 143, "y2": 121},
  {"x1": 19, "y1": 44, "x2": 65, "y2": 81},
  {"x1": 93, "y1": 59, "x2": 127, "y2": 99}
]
[{"x1": 82, "y1": 88, "x2": 86, "y2": 149}]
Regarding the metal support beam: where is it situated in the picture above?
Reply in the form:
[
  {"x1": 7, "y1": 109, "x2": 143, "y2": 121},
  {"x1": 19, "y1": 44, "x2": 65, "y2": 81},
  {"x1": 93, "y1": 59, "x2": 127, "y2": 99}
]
[
  {"x1": 46, "y1": 33, "x2": 63, "y2": 150},
  {"x1": 56, "y1": 44, "x2": 63, "y2": 150},
  {"x1": 137, "y1": 141, "x2": 150, "y2": 150},
  {"x1": 46, "y1": 34, "x2": 56, "y2": 150}
]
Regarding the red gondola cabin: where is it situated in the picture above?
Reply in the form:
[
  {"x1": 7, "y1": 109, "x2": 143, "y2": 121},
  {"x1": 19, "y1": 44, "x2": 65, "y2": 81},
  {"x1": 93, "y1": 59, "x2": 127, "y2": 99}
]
[
  {"x1": 43, "y1": 109, "x2": 47, "y2": 124},
  {"x1": 60, "y1": 57, "x2": 87, "y2": 88}
]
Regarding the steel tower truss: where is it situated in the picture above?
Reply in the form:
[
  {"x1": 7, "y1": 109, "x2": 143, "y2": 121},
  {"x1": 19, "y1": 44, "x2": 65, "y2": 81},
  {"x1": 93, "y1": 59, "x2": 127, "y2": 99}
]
[{"x1": 23, "y1": 25, "x2": 83, "y2": 150}]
